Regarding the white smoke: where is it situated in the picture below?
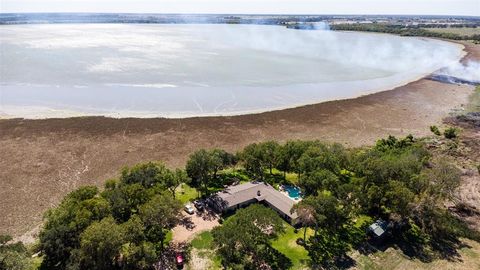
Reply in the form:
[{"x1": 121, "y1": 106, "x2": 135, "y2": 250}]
[
  {"x1": 435, "y1": 60, "x2": 480, "y2": 83},
  {"x1": 212, "y1": 24, "x2": 464, "y2": 76},
  {"x1": 312, "y1": 22, "x2": 330, "y2": 30}
]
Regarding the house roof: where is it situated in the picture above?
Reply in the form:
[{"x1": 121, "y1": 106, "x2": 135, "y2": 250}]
[
  {"x1": 369, "y1": 220, "x2": 388, "y2": 237},
  {"x1": 214, "y1": 181, "x2": 298, "y2": 219}
]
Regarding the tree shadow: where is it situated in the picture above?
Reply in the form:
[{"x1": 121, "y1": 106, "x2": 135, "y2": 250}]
[
  {"x1": 256, "y1": 246, "x2": 293, "y2": 270},
  {"x1": 357, "y1": 229, "x2": 473, "y2": 264},
  {"x1": 155, "y1": 242, "x2": 191, "y2": 270},
  {"x1": 179, "y1": 216, "x2": 196, "y2": 230}
]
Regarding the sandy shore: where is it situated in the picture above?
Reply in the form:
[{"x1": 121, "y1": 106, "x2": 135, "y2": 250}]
[{"x1": 0, "y1": 40, "x2": 478, "y2": 238}]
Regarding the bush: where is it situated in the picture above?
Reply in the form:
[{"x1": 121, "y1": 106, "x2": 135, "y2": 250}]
[
  {"x1": 402, "y1": 221, "x2": 430, "y2": 245},
  {"x1": 296, "y1": 237, "x2": 305, "y2": 246},
  {"x1": 430, "y1": 125, "x2": 441, "y2": 136},
  {"x1": 444, "y1": 127, "x2": 458, "y2": 139}
]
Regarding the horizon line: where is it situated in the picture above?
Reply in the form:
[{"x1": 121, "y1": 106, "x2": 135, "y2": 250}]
[{"x1": 1, "y1": 12, "x2": 479, "y2": 18}]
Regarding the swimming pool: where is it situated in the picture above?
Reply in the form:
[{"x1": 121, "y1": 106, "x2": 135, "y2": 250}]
[{"x1": 284, "y1": 186, "x2": 301, "y2": 200}]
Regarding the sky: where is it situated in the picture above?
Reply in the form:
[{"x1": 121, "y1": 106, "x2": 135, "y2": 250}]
[{"x1": 1, "y1": 0, "x2": 479, "y2": 16}]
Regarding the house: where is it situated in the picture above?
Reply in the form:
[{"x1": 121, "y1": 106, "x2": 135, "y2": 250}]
[{"x1": 209, "y1": 181, "x2": 298, "y2": 224}]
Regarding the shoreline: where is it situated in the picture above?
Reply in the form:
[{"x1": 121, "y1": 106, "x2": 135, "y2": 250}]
[{"x1": 0, "y1": 40, "x2": 479, "y2": 238}]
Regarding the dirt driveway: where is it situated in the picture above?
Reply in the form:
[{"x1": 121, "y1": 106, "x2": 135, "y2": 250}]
[{"x1": 172, "y1": 210, "x2": 220, "y2": 243}]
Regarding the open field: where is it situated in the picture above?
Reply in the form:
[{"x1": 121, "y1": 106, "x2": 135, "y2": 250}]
[{"x1": 0, "y1": 41, "x2": 479, "y2": 243}]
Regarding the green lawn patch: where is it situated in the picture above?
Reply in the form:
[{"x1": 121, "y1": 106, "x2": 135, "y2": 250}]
[
  {"x1": 176, "y1": 183, "x2": 198, "y2": 203},
  {"x1": 354, "y1": 215, "x2": 374, "y2": 229},
  {"x1": 190, "y1": 231, "x2": 214, "y2": 249},
  {"x1": 285, "y1": 172, "x2": 299, "y2": 184},
  {"x1": 271, "y1": 222, "x2": 311, "y2": 270},
  {"x1": 165, "y1": 230, "x2": 173, "y2": 246}
]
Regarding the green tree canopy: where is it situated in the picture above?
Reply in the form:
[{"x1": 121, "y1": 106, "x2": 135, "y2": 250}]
[{"x1": 212, "y1": 204, "x2": 288, "y2": 269}]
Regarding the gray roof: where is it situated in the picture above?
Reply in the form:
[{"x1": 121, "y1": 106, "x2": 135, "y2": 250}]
[
  {"x1": 369, "y1": 220, "x2": 388, "y2": 237},
  {"x1": 214, "y1": 181, "x2": 298, "y2": 219}
]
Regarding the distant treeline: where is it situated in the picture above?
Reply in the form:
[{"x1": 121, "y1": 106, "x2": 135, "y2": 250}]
[
  {"x1": 331, "y1": 23, "x2": 480, "y2": 41},
  {"x1": 418, "y1": 23, "x2": 480, "y2": 28},
  {"x1": 0, "y1": 13, "x2": 334, "y2": 25}
]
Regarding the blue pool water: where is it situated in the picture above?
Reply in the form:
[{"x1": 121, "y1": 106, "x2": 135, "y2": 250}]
[{"x1": 285, "y1": 186, "x2": 301, "y2": 199}]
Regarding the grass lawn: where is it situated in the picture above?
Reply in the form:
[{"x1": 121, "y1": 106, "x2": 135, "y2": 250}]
[
  {"x1": 176, "y1": 183, "x2": 198, "y2": 204},
  {"x1": 190, "y1": 231, "x2": 214, "y2": 249},
  {"x1": 220, "y1": 167, "x2": 251, "y2": 183},
  {"x1": 271, "y1": 222, "x2": 311, "y2": 270},
  {"x1": 269, "y1": 168, "x2": 299, "y2": 185},
  {"x1": 165, "y1": 230, "x2": 173, "y2": 245}
]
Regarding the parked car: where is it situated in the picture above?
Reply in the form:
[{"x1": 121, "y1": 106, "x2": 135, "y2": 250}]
[
  {"x1": 175, "y1": 252, "x2": 184, "y2": 268},
  {"x1": 184, "y1": 204, "x2": 195, "y2": 215},
  {"x1": 193, "y1": 200, "x2": 205, "y2": 211}
]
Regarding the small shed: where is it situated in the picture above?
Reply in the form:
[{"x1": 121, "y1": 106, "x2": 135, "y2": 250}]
[{"x1": 368, "y1": 219, "x2": 388, "y2": 238}]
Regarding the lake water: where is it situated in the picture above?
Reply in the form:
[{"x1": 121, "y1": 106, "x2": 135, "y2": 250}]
[{"x1": 0, "y1": 24, "x2": 464, "y2": 118}]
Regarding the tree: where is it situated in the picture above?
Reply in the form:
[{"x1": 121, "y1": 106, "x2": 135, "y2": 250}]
[
  {"x1": 277, "y1": 140, "x2": 314, "y2": 178},
  {"x1": 120, "y1": 241, "x2": 157, "y2": 270},
  {"x1": 239, "y1": 143, "x2": 266, "y2": 180},
  {"x1": 0, "y1": 235, "x2": 32, "y2": 270},
  {"x1": 306, "y1": 228, "x2": 352, "y2": 267},
  {"x1": 119, "y1": 216, "x2": 158, "y2": 270},
  {"x1": 164, "y1": 169, "x2": 188, "y2": 199},
  {"x1": 301, "y1": 193, "x2": 350, "y2": 236},
  {"x1": 297, "y1": 143, "x2": 346, "y2": 175},
  {"x1": 120, "y1": 162, "x2": 168, "y2": 188},
  {"x1": 138, "y1": 194, "x2": 182, "y2": 249},
  {"x1": 443, "y1": 127, "x2": 458, "y2": 139},
  {"x1": 76, "y1": 217, "x2": 125, "y2": 270},
  {"x1": 259, "y1": 141, "x2": 280, "y2": 175},
  {"x1": 384, "y1": 180, "x2": 415, "y2": 217},
  {"x1": 103, "y1": 183, "x2": 150, "y2": 222},
  {"x1": 298, "y1": 194, "x2": 359, "y2": 268},
  {"x1": 430, "y1": 125, "x2": 441, "y2": 136},
  {"x1": 210, "y1": 148, "x2": 236, "y2": 180},
  {"x1": 291, "y1": 204, "x2": 315, "y2": 242},
  {"x1": 424, "y1": 159, "x2": 461, "y2": 202},
  {"x1": 212, "y1": 204, "x2": 287, "y2": 269},
  {"x1": 186, "y1": 149, "x2": 215, "y2": 195},
  {"x1": 39, "y1": 186, "x2": 110, "y2": 270},
  {"x1": 275, "y1": 144, "x2": 291, "y2": 179},
  {"x1": 298, "y1": 169, "x2": 340, "y2": 196}
]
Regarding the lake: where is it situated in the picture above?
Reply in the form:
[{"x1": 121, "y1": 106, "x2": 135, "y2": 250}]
[{"x1": 0, "y1": 24, "x2": 464, "y2": 118}]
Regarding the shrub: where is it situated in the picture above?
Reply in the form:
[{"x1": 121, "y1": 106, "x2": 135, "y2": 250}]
[
  {"x1": 430, "y1": 125, "x2": 441, "y2": 136},
  {"x1": 444, "y1": 127, "x2": 458, "y2": 139},
  {"x1": 402, "y1": 221, "x2": 430, "y2": 245},
  {"x1": 296, "y1": 237, "x2": 305, "y2": 246}
]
